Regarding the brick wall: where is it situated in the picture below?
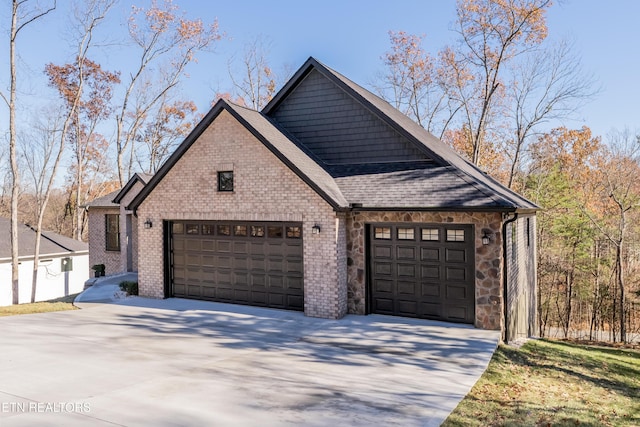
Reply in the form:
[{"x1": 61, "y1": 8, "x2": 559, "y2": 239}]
[
  {"x1": 136, "y1": 109, "x2": 347, "y2": 319},
  {"x1": 346, "y1": 211, "x2": 504, "y2": 330},
  {"x1": 118, "y1": 181, "x2": 144, "y2": 272},
  {"x1": 87, "y1": 207, "x2": 121, "y2": 276}
]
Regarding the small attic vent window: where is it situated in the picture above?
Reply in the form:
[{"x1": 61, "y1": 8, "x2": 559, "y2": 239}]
[{"x1": 217, "y1": 171, "x2": 234, "y2": 192}]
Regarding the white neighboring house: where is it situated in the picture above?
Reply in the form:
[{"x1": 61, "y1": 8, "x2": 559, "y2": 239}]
[{"x1": 0, "y1": 218, "x2": 89, "y2": 306}]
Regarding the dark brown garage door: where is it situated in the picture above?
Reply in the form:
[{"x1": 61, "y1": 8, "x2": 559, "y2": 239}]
[
  {"x1": 170, "y1": 221, "x2": 303, "y2": 311},
  {"x1": 369, "y1": 224, "x2": 475, "y2": 323}
]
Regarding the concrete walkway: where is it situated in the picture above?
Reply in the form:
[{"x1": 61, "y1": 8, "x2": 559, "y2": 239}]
[{"x1": 0, "y1": 285, "x2": 500, "y2": 426}]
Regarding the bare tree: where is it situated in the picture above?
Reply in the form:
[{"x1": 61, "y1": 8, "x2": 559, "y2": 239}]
[
  {"x1": 506, "y1": 40, "x2": 596, "y2": 188},
  {"x1": 583, "y1": 130, "x2": 640, "y2": 342},
  {"x1": 375, "y1": 31, "x2": 458, "y2": 137},
  {"x1": 227, "y1": 36, "x2": 277, "y2": 110},
  {"x1": 0, "y1": 0, "x2": 56, "y2": 304},
  {"x1": 114, "y1": 0, "x2": 221, "y2": 185},
  {"x1": 441, "y1": 0, "x2": 552, "y2": 166},
  {"x1": 135, "y1": 97, "x2": 198, "y2": 173}
]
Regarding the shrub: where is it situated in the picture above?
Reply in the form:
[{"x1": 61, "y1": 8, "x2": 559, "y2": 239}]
[{"x1": 119, "y1": 281, "x2": 138, "y2": 296}]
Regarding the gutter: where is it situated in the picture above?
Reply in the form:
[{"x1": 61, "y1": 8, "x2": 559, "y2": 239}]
[{"x1": 502, "y1": 213, "x2": 518, "y2": 344}]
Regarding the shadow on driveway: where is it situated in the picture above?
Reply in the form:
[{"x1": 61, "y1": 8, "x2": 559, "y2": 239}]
[{"x1": 0, "y1": 297, "x2": 499, "y2": 427}]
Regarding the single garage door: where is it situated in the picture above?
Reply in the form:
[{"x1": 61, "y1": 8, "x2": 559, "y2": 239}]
[
  {"x1": 369, "y1": 223, "x2": 475, "y2": 323},
  {"x1": 170, "y1": 221, "x2": 303, "y2": 311}
]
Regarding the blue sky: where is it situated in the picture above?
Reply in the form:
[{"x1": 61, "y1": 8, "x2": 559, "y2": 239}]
[{"x1": 4, "y1": 0, "x2": 640, "y2": 141}]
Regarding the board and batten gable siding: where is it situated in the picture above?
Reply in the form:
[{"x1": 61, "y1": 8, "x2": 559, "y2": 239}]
[
  {"x1": 505, "y1": 214, "x2": 537, "y2": 341},
  {"x1": 136, "y1": 109, "x2": 348, "y2": 319},
  {"x1": 268, "y1": 69, "x2": 429, "y2": 165}
]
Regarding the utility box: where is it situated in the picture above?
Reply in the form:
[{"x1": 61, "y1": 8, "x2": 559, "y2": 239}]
[{"x1": 61, "y1": 257, "x2": 73, "y2": 272}]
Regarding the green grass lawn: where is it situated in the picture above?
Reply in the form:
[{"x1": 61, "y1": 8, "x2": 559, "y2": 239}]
[
  {"x1": 443, "y1": 339, "x2": 640, "y2": 426},
  {"x1": 0, "y1": 294, "x2": 78, "y2": 317}
]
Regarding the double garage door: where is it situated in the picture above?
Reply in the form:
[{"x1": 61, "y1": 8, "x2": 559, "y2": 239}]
[
  {"x1": 170, "y1": 221, "x2": 303, "y2": 311},
  {"x1": 369, "y1": 224, "x2": 475, "y2": 323}
]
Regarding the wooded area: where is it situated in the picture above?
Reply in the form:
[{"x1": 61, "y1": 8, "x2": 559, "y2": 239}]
[{"x1": 1, "y1": 0, "x2": 638, "y2": 341}]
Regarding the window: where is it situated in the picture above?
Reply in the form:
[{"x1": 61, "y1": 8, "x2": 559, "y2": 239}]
[
  {"x1": 186, "y1": 224, "x2": 199, "y2": 234},
  {"x1": 286, "y1": 226, "x2": 301, "y2": 238},
  {"x1": 172, "y1": 223, "x2": 184, "y2": 234},
  {"x1": 217, "y1": 171, "x2": 234, "y2": 192},
  {"x1": 234, "y1": 225, "x2": 248, "y2": 236},
  {"x1": 251, "y1": 225, "x2": 264, "y2": 237},
  {"x1": 446, "y1": 229, "x2": 465, "y2": 242},
  {"x1": 217, "y1": 224, "x2": 231, "y2": 236},
  {"x1": 268, "y1": 226, "x2": 283, "y2": 238},
  {"x1": 202, "y1": 224, "x2": 214, "y2": 235},
  {"x1": 421, "y1": 228, "x2": 439, "y2": 241},
  {"x1": 105, "y1": 214, "x2": 120, "y2": 251},
  {"x1": 374, "y1": 227, "x2": 391, "y2": 239},
  {"x1": 397, "y1": 227, "x2": 415, "y2": 240}
]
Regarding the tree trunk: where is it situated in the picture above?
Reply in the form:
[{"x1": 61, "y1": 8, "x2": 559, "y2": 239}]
[{"x1": 9, "y1": 0, "x2": 20, "y2": 305}]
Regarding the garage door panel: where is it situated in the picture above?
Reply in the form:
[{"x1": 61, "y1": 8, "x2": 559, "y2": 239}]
[
  {"x1": 201, "y1": 255, "x2": 215, "y2": 267},
  {"x1": 286, "y1": 276, "x2": 303, "y2": 290},
  {"x1": 446, "y1": 266, "x2": 467, "y2": 281},
  {"x1": 215, "y1": 256, "x2": 231, "y2": 269},
  {"x1": 397, "y1": 246, "x2": 416, "y2": 260},
  {"x1": 268, "y1": 293, "x2": 285, "y2": 307},
  {"x1": 370, "y1": 224, "x2": 474, "y2": 324},
  {"x1": 397, "y1": 300, "x2": 418, "y2": 316},
  {"x1": 234, "y1": 272, "x2": 249, "y2": 286},
  {"x1": 217, "y1": 240, "x2": 232, "y2": 252},
  {"x1": 251, "y1": 258, "x2": 266, "y2": 271},
  {"x1": 374, "y1": 245, "x2": 392, "y2": 259},
  {"x1": 216, "y1": 269, "x2": 231, "y2": 285},
  {"x1": 268, "y1": 275, "x2": 284, "y2": 289},
  {"x1": 397, "y1": 264, "x2": 417, "y2": 278},
  {"x1": 174, "y1": 283, "x2": 186, "y2": 295},
  {"x1": 233, "y1": 241, "x2": 248, "y2": 254},
  {"x1": 202, "y1": 240, "x2": 215, "y2": 251},
  {"x1": 446, "y1": 306, "x2": 468, "y2": 321},
  {"x1": 186, "y1": 240, "x2": 201, "y2": 251},
  {"x1": 421, "y1": 265, "x2": 440, "y2": 279},
  {"x1": 373, "y1": 298, "x2": 394, "y2": 313},
  {"x1": 373, "y1": 279, "x2": 393, "y2": 294},
  {"x1": 285, "y1": 259, "x2": 303, "y2": 274},
  {"x1": 421, "y1": 247, "x2": 440, "y2": 261},
  {"x1": 374, "y1": 262, "x2": 392, "y2": 275},
  {"x1": 173, "y1": 238, "x2": 185, "y2": 251},
  {"x1": 397, "y1": 281, "x2": 416, "y2": 295},
  {"x1": 202, "y1": 285, "x2": 216, "y2": 298},
  {"x1": 446, "y1": 248, "x2": 467, "y2": 262},
  {"x1": 187, "y1": 284, "x2": 201, "y2": 297},
  {"x1": 446, "y1": 284, "x2": 469, "y2": 300},
  {"x1": 421, "y1": 283, "x2": 440, "y2": 297},
  {"x1": 421, "y1": 302, "x2": 442, "y2": 317},
  {"x1": 287, "y1": 295, "x2": 303, "y2": 310}
]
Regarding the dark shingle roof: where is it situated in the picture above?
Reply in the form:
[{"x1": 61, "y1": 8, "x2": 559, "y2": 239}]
[
  {"x1": 84, "y1": 190, "x2": 120, "y2": 208},
  {"x1": 0, "y1": 217, "x2": 88, "y2": 261},
  {"x1": 130, "y1": 57, "x2": 538, "y2": 213},
  {"x1": 113, "y1": 173, "x2": 152, "y2": 204},
  {"x1": 264, "y1": 57, "x2": 538, "y2": 211}
]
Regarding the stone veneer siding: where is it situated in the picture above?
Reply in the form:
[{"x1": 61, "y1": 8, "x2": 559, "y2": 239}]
[
  {"x1": 87, "y1": 207, "x2": 121, "y2": 276},
  {"x1": 136, "y1": 109, "x2": 348, "y2": 319},
  {"x1": 346, "y1": 211, "x2": 504, "y2": 330}
]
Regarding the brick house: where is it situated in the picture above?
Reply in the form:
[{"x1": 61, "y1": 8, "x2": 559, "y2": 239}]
[
  {"x1": 88, "y1": 58, "x2": 538, "y2": 341},
  {"x1": 85, "y1": 173, "x2": 150, "y2": 277}
]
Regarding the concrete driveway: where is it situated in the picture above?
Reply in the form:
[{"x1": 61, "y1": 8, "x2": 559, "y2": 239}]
[{"x1": 0, "y1": 289, "x2": 499, "y2": 426}]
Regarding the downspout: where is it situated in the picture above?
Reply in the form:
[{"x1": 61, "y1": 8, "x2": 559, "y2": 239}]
[{"x1": 502, "y1": 213, "x2": 518, "y2": 344}]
